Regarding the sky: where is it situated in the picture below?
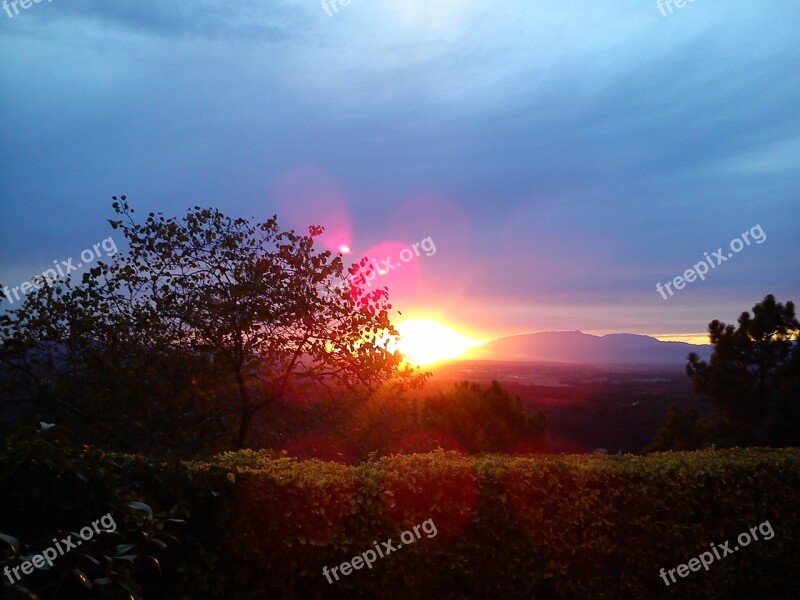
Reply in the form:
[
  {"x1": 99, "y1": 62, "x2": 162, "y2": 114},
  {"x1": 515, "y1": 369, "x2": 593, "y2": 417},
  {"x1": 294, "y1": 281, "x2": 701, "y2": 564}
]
[{"x1": 1, "y1": 0, "x2": 798, "y2": 345}]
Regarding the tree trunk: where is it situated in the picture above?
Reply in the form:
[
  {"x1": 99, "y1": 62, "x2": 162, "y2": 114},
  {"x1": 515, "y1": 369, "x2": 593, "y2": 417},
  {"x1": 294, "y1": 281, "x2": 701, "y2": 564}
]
[
  {"x1": 234, "y1": 366, "x2": 253, "y2": 449},
  {"x1": 236, "y1": 406, "x2": 257, "y2": 450}
]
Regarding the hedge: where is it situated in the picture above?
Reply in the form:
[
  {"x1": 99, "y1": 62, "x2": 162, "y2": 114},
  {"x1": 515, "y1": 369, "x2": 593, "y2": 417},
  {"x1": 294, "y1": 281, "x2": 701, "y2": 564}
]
[{"x1": 1, "y1": 438, "x2": 799, "y2": 599}]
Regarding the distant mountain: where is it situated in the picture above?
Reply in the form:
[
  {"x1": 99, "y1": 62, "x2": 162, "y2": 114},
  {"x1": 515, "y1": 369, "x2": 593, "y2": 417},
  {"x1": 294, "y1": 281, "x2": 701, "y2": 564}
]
[{"x1": 464, "y1": 331, "x2": 711, "y2": 366}]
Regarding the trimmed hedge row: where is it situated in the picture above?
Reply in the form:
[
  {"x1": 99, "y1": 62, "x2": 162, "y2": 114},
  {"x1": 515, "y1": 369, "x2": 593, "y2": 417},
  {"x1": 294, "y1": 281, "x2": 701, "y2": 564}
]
[{"x1": 2, "y1": 439, "x2": 799, "y2": 599}]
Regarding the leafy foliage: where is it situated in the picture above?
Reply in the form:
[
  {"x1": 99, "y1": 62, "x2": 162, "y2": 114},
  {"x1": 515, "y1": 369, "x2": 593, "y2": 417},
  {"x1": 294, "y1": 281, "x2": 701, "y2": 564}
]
[
  {"x1": 414, "y1": 380, "x2": 547, "y2": 453},
  {"x1": 333, "y1": 380, "x2": 547, "y2": 460},
  {"x1": 3, "y1": 437, "x2": 799, "y2": 599},
  {"x1": 0, "y1": 433, "x2": 186, "y2": 600},
  {"x1": 685, "y1": 294, "x2": 800, "y2": 446},
  {"x1": 645, "y1": 404, "x2": 709, "y2": 452},
  {"x1": 0, "y1": 198, "x2": 426, "y2": 456}
]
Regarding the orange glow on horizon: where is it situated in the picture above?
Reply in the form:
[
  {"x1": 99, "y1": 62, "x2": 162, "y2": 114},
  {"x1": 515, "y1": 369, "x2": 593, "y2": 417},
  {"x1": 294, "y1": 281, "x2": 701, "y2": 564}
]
[{"x1": 651, "y1": 332, "x2": 710, "y2": 345}]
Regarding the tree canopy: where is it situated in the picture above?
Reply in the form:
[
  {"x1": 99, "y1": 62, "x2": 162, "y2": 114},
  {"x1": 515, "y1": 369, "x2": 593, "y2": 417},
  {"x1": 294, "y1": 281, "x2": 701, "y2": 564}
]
[
  {"x1": 651, "y1": 294, "x2": 799, "y2": 451},
  {"x1": 0, "y1": 198, "x2": 425, "y2": 456}
]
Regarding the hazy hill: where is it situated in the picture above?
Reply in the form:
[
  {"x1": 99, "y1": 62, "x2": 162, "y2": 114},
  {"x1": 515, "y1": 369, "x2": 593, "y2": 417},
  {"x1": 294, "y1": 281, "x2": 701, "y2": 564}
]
[{"x1": 465, "y1": 330, "x2": 711, "y2": 366}]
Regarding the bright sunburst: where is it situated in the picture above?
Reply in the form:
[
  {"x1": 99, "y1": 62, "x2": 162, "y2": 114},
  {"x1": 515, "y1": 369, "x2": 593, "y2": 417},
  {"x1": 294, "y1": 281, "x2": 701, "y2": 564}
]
[{"x1": 393, "y1": 319, "x2": 485, "y2": 366}]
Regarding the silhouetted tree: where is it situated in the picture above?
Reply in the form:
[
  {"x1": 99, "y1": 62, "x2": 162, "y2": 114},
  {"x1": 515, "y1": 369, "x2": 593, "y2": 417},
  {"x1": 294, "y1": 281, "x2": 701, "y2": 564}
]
[
  {"x1": 335, "y1": 380, "x2": 547, "y2": 459},
  {"x1": 0, "y1": 197, "x2": 425, "y2": 455},
  {"x1": 418, "y1": 381, "x2": 547, "y2": 454},
  {"x1": 645, "y1": 404, "x2": 713, "y2": 452},
  {"x1": 685, "y1": 294, "x2": 799, "y2": 446}
]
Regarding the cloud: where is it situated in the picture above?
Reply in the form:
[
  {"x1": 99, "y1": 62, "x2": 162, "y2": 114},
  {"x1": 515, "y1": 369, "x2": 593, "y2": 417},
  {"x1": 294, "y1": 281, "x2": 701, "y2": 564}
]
[
  {"x1": 2, "y1": 0, "x2": 306, "y2": 41},
  {"x1": 1, "y1": 0, "x2": 798, "y2": 333}
]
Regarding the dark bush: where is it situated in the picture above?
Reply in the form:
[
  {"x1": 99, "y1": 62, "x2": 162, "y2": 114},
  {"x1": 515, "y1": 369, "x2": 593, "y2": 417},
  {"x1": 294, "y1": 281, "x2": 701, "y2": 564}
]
[{"x1": 2, "y1": 438, "x2": 799, "y2": 599}]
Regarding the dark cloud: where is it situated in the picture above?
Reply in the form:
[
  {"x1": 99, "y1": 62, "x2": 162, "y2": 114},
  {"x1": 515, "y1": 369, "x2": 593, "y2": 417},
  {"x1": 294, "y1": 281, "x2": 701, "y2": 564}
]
[{"x1": 1, "y1": 0, "x2": 798, "y2": 334}]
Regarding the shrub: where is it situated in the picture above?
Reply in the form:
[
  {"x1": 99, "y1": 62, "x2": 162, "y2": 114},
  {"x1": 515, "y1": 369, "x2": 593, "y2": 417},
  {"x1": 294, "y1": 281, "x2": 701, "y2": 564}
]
[{"x1": 2, "y1": 438, "x2": 799, "y2": 599}]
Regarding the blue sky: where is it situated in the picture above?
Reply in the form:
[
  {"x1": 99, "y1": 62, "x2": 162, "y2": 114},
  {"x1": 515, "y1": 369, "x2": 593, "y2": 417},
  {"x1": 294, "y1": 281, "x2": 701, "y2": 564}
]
[{"x1": 1, "y1": 0, "x2": 798, "y2": 341}]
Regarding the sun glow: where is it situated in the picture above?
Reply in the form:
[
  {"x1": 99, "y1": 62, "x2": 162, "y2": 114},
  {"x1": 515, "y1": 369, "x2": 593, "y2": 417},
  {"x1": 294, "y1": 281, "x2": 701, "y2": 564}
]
[{"x1": 393, "y1": 319, "x2": 485, "y2": 366}]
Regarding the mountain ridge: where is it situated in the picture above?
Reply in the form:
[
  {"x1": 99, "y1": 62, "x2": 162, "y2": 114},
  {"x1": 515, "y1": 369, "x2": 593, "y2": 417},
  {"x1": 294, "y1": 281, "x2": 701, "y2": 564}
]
[{"x1": 464, "y1": 330, "x2": 711, "y2": 365}]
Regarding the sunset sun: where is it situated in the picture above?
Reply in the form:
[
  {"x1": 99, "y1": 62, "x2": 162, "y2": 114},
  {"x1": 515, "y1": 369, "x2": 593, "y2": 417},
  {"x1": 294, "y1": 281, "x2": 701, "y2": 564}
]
[{"x1": 393, "y1": 319, "x2": 485, "y2": 366}]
